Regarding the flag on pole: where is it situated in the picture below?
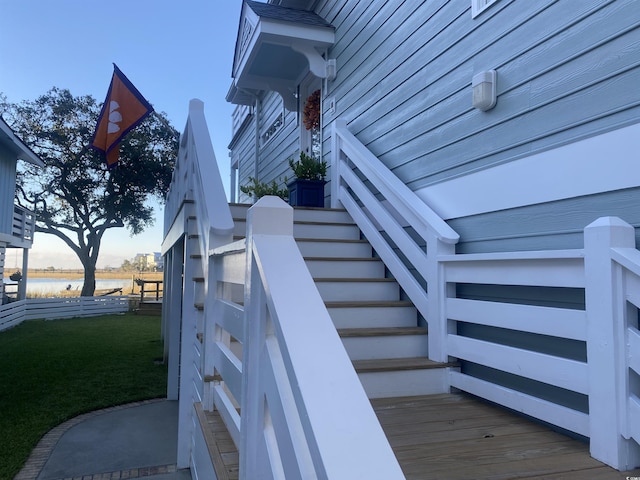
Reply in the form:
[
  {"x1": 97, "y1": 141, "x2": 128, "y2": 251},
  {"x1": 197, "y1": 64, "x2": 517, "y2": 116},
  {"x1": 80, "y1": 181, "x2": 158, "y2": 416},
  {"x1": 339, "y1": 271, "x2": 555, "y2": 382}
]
[{"x1": 91, "y1": 64, "x2": 153, "y2": 168}]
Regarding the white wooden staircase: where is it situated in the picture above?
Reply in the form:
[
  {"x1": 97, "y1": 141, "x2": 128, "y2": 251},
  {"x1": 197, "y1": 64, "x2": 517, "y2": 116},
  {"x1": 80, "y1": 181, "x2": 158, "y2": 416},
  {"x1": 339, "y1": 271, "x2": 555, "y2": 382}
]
[{"x1": 229, "y1": 203, "x2": 458, "y2": 399}]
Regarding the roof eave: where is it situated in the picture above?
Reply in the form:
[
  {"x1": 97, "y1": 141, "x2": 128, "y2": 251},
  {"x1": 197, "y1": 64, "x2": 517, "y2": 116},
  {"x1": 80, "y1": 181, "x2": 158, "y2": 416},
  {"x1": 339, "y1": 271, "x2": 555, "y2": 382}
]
[{"x1": 0, "y1": 117, "x2": 45, "y2": 167}]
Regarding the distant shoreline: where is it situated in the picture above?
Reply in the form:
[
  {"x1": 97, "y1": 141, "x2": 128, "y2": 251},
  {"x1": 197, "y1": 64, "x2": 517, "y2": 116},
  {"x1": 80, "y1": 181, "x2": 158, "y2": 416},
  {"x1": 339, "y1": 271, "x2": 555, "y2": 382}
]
[{"x1": 4, "y1": 270, "x2": 163, "y2": 281}]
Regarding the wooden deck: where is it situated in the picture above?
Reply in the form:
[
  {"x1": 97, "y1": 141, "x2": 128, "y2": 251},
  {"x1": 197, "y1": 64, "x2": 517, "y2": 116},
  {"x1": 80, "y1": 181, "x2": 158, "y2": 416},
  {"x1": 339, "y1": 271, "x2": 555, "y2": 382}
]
[
  {"x1": 203, "y1": 393, "x2": 640, "y2": 479},
  {"x1": 373, "y1": 394, "x2": 640, "y2": 479}
]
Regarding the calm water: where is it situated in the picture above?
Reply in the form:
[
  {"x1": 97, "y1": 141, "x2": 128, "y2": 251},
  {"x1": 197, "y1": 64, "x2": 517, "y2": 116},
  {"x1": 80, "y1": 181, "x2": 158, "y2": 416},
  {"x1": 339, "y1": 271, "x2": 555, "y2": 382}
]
[{"x1": 4, "y1": 277, "x2": 133, "y2": 295}]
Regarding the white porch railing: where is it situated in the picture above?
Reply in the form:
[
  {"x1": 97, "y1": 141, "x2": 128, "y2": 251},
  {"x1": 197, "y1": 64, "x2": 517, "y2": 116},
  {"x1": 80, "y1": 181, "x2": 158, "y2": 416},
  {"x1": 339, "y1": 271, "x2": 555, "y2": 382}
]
[
  {"x1": 206, "y1": 197, "x2": 404, "y2": 479},
  {"x1": 331, "y1": 119, "x2": 459, "y2": 361},
  {"x1": 162, "y1": 99, "x2": 235, "y2": 472},
  {"x1": 165, "y1": 101, "x2": 401, "y2": 478},
  {"x1": 0, "y1": 296, "x2": 129, "y2": 332},
  {"x1": 12, "y1": 205, "x2": 36, "y2": 246},
  {"x1": 331, "y1": 119, "x2": 640, "y2": 470}
]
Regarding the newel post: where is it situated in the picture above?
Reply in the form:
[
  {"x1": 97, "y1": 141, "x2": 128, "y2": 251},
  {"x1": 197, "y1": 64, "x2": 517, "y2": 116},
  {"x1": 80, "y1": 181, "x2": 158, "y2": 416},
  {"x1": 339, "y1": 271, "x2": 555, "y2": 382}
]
[
  {"x1": 240, "y1": 196, "x2": 293, "y2": 480},
  {"x1": 426, "y1": 234, "x2": 456, "y2": 363},
  {"x1": 584, "y1": 216, "x2": 640, "y2": 470}
]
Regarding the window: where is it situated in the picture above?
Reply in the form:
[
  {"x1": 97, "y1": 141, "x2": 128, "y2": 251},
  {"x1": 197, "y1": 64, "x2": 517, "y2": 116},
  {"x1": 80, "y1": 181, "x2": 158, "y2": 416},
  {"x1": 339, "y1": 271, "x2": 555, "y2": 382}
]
[
  {"x1": 472, "y1": 0, "x2": 498, "y2": 18},
  {"x1": 232, "y1": 105, "x2": 253, "y2": 137}
]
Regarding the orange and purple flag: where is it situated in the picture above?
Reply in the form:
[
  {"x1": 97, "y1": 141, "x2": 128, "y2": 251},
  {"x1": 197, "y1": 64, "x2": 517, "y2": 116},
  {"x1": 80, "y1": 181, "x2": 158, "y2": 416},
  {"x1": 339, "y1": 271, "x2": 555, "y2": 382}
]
[{"x1": 91, "y1": 64, "x2": 153, "y2": 168}]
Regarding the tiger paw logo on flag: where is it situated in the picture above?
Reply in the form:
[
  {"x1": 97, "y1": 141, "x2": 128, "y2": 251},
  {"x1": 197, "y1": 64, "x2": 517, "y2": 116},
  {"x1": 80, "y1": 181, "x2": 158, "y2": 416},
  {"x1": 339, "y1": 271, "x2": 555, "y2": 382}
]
[{"x1": 91, "y1": 64, "x2": 153, "y2": 168}]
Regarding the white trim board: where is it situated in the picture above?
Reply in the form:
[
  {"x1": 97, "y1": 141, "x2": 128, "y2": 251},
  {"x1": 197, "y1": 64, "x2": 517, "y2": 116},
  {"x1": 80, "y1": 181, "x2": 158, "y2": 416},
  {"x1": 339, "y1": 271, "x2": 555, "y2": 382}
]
[{"x1": 416, "y1": 122, "x2": 640, "y2": 220}]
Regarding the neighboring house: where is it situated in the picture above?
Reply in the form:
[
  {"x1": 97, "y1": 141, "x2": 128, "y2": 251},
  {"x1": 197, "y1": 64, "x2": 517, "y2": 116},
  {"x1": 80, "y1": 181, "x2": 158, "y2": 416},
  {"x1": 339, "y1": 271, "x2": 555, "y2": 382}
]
[
  {"x1": 133, "y1": 252, "x2": 162, "y2": 271},
  {"x1": 164, "y1": 1, "x2": 640, "y2": 477},
  {"x1": 0, "y1": 116, "x2": 43, "y2": 303}
]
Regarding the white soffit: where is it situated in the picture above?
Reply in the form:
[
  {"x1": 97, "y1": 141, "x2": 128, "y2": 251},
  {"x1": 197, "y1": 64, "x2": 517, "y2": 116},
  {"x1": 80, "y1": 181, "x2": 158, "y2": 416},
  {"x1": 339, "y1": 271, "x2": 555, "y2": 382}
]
[
  {"x1": 228, "y1": 1, "x2": 335, "y2": 110},
  {"x1": 416, "y1": 122, "x2": 640, "y2": 220}
]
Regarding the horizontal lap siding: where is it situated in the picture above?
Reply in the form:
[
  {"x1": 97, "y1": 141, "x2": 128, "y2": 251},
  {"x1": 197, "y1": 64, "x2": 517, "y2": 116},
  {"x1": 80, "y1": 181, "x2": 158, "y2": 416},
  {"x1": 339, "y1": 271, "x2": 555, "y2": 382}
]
[
  {"x1": 451, "y1": 187, "x2": 640, "y2": 253},
  {"x1": 312, "y1": 0, "x2": 640, "y2": 420},
  {"x1": 315, "y1": 0, "x2": 640, "y2": 259},
  {"x1": 0, "y1": 153, "x2": 17, "y2": 234},
  {"x1": 257, "y1": 93, "x2": 298, "y2": 190},
  {"x1": 234, "y1": 125, "x2": 255, "y2": 204},
  {"x1": 230, "y1": 106, "x2": 258, "y2": 204}
]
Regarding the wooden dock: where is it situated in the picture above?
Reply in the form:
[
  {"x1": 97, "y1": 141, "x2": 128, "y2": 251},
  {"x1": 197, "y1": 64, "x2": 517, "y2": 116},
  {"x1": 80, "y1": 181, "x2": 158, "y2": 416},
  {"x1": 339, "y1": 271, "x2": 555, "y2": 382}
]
[{"x1": 203, "y1": 393, "x2": 640, "y2": 479}]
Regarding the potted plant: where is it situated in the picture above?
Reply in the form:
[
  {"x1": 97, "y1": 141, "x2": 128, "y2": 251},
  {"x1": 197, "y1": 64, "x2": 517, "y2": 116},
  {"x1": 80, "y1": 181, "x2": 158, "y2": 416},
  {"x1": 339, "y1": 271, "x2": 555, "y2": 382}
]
[
  {"x1": 287, "y1": 151, "x2": 327, "y2": 208},
  {"x1": 240, "y1": 177, "x2": 288, "y2": 201}
]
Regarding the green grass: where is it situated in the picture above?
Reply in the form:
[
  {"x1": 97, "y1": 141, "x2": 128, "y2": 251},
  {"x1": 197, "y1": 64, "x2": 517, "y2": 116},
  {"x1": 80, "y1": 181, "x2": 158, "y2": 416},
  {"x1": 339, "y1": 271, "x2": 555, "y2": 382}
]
[{"x1": 0, "y1": 314, "x2": 167, "y2": 480}]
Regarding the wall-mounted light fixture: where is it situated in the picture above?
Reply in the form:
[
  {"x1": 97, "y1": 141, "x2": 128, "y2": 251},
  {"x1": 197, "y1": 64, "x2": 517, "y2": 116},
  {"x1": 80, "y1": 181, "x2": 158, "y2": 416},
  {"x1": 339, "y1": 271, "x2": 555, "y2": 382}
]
[{"x1": 472, "y1": 70, "x2": 497, "y2": 111}]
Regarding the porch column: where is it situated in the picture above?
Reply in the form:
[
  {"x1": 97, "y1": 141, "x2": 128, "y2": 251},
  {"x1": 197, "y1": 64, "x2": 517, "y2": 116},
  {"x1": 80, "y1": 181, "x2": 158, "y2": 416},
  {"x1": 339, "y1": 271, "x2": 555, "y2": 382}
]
[
  {"x1": 18, "y1": 248, "x2": 28, "y2": 300},
  {"x1": 166, "y1": 240, "x2": 184, "y2": 401}
]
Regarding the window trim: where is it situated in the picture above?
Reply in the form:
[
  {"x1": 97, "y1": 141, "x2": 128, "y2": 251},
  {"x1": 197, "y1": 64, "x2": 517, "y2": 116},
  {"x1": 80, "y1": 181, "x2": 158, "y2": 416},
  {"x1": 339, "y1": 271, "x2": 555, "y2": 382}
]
[
  {"x1": 260, "y1": 100, "x2": 286, "y2": 148},
  {"x1": 472, "y1": 0, "x2": 499, "y2": 18}
]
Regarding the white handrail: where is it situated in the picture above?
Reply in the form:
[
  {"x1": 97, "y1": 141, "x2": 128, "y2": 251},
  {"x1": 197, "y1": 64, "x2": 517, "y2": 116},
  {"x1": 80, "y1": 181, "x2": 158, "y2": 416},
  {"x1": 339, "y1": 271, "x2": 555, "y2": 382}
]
[
  {"x1": 331, "y1": 118, "x2": 458, "y2": 360},
  {"x1": 332, "y1": 119, "x2": 459, "y2": 244},
  {"x1": 186, "y1": 100, "x2": 234, "y2": 243},
  {"x1": 163, "y1": 99, "x2": 234, "y2": 251}
]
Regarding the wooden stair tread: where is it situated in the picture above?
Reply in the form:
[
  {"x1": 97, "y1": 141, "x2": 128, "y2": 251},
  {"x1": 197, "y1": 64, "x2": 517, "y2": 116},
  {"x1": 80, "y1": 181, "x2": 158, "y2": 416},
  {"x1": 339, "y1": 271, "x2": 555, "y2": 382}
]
[
  {"x1": 338, "y1": 326, "x2": 427, "y2": 337},
  {"x1": 293, "y1": 220, "x2": 356, "y2": 226},
  {"x1": 325, "y1": 300, "x2": 414, "y2": 308},
  {"x1": 304, "y1": 256, "x2": 380, "y2": 262},
  {"x1": 354, "y1": 357, "x2": 459, "y2": 373},
  {"x1": 296, "y1": 238, "x2": 369, "y2": 243},
  {"x1": 195, "y1": 403, "x2": 238, "y2": 480},
  {"x1": 314, "y1": 277, "x2": 396, "y2": 283}
]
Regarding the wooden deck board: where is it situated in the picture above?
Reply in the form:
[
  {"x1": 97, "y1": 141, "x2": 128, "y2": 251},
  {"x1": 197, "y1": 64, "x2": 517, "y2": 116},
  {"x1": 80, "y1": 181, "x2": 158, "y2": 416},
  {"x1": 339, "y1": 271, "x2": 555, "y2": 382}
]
[
  {"x1": 372, "y1": 393, "x2": 640, "y2": 479},
  {"x1": 201, "y1": 392, "x2": 640, "y2": 479}
]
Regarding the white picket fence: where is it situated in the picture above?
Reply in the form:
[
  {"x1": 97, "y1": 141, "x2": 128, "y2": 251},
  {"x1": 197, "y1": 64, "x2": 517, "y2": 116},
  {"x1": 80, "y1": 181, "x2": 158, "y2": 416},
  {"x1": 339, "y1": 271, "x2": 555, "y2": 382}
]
[{"x1": 0, "y1": 296, "x2": 130, "y2": 332}]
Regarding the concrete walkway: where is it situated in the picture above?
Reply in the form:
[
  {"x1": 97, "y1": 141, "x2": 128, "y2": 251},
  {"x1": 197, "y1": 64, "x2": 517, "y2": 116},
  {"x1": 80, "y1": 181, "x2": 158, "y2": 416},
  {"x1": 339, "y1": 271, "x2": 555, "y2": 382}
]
[{"x1": 15, "y1": 399, "x2": 191, "y2": 480}]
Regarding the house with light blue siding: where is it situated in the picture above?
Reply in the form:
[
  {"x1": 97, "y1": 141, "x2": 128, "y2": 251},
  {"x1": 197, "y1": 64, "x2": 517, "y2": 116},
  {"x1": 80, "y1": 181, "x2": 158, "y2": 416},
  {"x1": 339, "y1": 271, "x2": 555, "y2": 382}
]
[
  {"x1": 164, "y1": 1, "x2": 640, "y2": 477},
  {"x1": 0, "y1": 116, "x2": 43, "y2": 303},
  {"x1": 229, "y1": 0, "x2": 640, "y2": 248}
]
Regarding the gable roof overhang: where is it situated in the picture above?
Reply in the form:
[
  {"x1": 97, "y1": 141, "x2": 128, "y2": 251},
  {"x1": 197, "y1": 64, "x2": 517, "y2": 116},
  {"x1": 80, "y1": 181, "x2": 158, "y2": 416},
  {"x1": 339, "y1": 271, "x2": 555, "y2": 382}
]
[
  {"x1": 227, "y1": 1, "x2": 335, "y2": 111},
  {"x1": 0, "y1": 116, "x2": 44, "y2": 167}
]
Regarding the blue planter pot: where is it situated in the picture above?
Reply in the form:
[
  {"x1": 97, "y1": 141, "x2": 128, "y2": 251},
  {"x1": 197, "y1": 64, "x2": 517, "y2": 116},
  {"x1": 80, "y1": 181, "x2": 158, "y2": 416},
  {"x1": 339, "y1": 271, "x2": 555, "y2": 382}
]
[{"x1": 287, "y1": 179, "x2": 326, "y2": 207}]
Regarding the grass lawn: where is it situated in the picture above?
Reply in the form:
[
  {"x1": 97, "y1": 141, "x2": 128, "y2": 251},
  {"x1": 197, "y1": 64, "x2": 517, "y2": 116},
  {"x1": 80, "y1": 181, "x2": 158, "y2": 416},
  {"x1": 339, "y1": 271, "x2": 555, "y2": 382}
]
[{"x1": 0, "y1": 314, "x2": 167, "y2": 480}]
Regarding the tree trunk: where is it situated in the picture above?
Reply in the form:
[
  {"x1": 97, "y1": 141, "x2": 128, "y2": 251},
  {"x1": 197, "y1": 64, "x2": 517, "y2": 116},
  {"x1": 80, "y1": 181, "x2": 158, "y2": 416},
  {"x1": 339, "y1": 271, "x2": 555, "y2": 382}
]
[{"x1": 80, "y1": 258, "x2": 97, "y2": 296}]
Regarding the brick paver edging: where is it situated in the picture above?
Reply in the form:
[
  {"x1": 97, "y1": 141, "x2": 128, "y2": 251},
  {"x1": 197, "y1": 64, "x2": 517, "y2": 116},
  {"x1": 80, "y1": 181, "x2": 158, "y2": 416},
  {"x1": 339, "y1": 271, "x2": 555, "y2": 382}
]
[{"x1": 14, "y1": 398, "x2": 174, "y2": 480}]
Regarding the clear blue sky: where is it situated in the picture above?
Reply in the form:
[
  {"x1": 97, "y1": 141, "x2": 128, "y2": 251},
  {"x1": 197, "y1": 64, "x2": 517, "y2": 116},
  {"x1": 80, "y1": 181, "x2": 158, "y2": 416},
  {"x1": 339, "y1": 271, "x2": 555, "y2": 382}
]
[{"x1": 0, "y1": 0, "x2": 243, "y2": 269}]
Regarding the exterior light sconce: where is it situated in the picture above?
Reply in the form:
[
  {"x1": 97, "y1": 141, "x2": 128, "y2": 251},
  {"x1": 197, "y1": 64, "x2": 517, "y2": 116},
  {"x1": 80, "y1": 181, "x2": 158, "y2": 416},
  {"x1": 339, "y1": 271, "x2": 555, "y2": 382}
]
[{"x1": 472, "y1": 70, "x2": 497, "y2": 111}]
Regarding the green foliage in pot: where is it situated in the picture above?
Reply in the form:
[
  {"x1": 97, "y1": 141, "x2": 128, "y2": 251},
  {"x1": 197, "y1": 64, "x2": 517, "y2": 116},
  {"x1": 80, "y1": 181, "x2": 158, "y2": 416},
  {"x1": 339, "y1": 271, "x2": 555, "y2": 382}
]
[
  {"x1": 288, "y1": 151, "x2": 327, "y2": 181},
  {"x1": 239, "y1": 176, "x2": 288, "y2": 200}
]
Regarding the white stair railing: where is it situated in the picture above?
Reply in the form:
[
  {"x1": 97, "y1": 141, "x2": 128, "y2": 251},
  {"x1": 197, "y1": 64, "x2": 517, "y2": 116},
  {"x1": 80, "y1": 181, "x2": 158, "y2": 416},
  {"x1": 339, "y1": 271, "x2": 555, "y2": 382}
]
[
  {"x1": 330, "y1": 119, "x2": 640, "y2": 471},
  {"x1": 331, "y1": 119, "x2": 459, "y2": 361},
  {"x1": 163, "y1": 99, "x2": 234, "y2": 470}
]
